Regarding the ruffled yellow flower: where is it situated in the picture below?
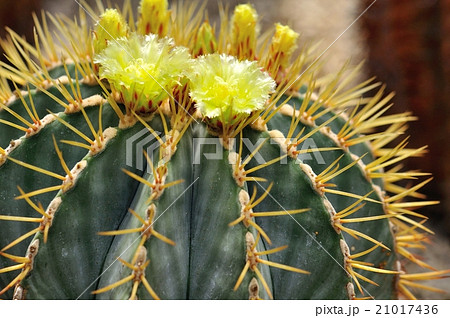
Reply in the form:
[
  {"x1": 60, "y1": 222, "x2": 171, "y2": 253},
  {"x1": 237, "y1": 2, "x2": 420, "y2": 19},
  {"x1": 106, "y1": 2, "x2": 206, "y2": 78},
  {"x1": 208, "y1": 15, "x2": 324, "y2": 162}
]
[
  {"x1": 94, "y1": 33, "x2": 192, "y2": 112},
  {"x1": 188, "y1": 53, "x2": 275, "y2": 128}
]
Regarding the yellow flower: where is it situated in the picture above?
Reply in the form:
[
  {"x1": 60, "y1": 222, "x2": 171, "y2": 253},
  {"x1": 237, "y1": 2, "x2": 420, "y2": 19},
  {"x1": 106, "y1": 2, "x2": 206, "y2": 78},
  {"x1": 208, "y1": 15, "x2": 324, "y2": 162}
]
[
  {"x1": 94, "y1": 33, "x2": 192, "y2": 112},
  {"x1": 188, "y1": 53, "x2": 275, "y2": 124}
]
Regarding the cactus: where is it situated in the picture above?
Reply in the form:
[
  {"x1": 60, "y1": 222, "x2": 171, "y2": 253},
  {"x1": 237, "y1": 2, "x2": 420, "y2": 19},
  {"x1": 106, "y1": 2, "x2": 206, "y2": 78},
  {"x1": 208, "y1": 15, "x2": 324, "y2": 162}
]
[{"x1": 0, "y1": 0, "x2": 448, "y2": 300}]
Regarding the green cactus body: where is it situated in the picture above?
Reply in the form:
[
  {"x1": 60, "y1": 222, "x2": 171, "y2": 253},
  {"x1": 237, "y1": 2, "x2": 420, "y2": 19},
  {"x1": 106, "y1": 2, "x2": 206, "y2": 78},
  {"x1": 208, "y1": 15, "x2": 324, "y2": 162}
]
[{"x1": 0, "y1": 0, "x2": 447, "y2": 300}]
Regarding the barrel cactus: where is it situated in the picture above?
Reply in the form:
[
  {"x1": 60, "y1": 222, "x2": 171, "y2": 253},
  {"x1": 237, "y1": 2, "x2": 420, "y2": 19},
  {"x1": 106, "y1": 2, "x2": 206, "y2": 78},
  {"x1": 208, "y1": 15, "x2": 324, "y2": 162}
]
[{"x1": 0, "y1": 0, "x2": 448, "y2": 300}]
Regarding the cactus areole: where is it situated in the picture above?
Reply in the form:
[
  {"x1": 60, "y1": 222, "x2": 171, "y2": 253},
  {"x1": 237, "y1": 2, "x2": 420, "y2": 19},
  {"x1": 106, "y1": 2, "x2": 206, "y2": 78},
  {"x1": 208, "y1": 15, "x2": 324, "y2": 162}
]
[{"x1": 0, "y1": 0, "x2": 448, "y2": 300}]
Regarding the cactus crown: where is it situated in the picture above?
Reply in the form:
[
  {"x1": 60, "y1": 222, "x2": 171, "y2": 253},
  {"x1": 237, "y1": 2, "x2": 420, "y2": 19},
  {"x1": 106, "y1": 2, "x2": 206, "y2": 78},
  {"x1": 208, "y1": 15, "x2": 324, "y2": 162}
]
[{"x1": 0, "y1": 0, "x2": 448, "y2": 300}]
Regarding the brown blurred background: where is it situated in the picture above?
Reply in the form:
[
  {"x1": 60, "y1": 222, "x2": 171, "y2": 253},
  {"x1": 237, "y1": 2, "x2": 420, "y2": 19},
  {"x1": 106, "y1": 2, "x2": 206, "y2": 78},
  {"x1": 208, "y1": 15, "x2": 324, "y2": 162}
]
[{"x1": 1, "y1": 0, "x2": 449, "y2": 297}]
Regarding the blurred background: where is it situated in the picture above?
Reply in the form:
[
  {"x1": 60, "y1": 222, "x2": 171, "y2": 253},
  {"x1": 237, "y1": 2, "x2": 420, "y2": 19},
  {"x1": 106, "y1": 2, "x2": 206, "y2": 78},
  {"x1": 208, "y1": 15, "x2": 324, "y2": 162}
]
[{"x1": 1, "y1": 0, "x2": 449, "y2": 298}]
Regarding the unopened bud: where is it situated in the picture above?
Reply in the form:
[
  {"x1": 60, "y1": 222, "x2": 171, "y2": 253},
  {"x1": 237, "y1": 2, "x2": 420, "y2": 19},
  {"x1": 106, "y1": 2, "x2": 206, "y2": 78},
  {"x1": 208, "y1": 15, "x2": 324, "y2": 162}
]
[
  {"x1": 93, "y1": 9, "x2": 128, "y2": 53},
  {"x1": 192, "y1": 21, "x2": 217, "y2": 57},
  {"x1": 137, "y1": 0, "x2": 170, "y2": 37},
  {"x1": 231, "y1": 4, "x2": 259, "y2": 60}
]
